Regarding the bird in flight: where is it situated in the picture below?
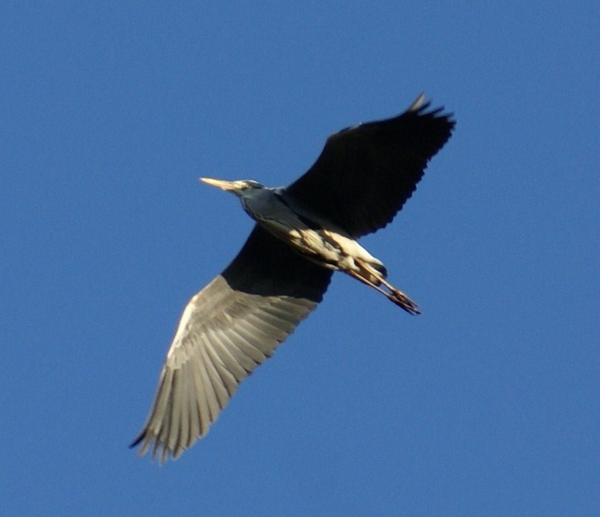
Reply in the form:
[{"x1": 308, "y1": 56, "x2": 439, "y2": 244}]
[{"x1": 131, "y1": 94, "x2": 455, "y2": 463}]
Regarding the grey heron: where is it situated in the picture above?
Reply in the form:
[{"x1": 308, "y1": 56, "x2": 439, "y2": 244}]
[{"x1": 132, "y1": 94, "x2": 455, "y2": 462}]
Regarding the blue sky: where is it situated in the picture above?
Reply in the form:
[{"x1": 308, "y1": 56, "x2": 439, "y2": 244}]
[{"x1": 2, "y1": 2, "x2": 599, "y2": 516}]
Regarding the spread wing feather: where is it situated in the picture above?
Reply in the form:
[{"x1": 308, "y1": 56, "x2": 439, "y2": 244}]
[
  {"x1": 132, "y1": 226, "x2": 332, "y2": 462},
  {"x1": 285, "y1": 95, "x2": 455, "y2": 238}
]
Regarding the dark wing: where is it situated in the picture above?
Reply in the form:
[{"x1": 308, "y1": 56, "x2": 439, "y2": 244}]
[
  {"x1": 284, "y1": 94, "x2": 455, "y2": 238},
  {"x1": 131, "y1": 225, "x2": 332, "y2": 463}
]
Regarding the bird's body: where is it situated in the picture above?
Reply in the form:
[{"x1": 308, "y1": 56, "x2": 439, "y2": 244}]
[
  {"x1": 211, "y1": 179, "x2": 419, "y2": 312},
  {"x1": 132, "y1": 94, "x2": 455, "y2": 462}
]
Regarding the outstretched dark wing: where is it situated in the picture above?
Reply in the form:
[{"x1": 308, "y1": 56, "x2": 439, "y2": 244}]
[
  {"x1": 284, "y1": 94, "x2": 455, "y2": 238},
  {"x1": 131, "y1": 225, "x2": 332, "y2": 463}
]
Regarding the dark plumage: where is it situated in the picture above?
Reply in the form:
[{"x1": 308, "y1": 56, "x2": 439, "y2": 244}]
[{"x1": 132, "y1": 94, "x2": 455, "y2": 462}]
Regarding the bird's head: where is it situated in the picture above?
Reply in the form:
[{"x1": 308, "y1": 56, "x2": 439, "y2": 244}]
[{"x1": 200, "y1": 177, "x2": 265, "y2": 197}]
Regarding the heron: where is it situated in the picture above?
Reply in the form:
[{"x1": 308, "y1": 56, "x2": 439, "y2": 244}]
[{"x1": 131, "y1": 94, "x2": 455, "y2": 462}]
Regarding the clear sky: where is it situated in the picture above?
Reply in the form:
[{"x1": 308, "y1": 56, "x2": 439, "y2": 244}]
[{"x1": 2, "y1": 2, "x2": 599, "y2": 516}]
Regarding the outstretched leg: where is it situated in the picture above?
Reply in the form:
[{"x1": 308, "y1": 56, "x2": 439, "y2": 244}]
[{"x1": 346, "y1": 260, "x2": 421, "y2": 315}]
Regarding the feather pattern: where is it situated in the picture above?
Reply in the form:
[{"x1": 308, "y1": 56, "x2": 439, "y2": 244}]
[{"x1": 131, "y1": 226, "x2": 332, "y2": 462}]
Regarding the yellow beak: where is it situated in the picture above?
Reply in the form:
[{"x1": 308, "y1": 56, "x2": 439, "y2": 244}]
[{"x1": 199, "y1": 177, "x2": 240, "y2": 191}]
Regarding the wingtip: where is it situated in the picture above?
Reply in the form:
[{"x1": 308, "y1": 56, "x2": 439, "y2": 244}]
[
  {"x1": 129, "y1": 436, "x2": 142, "y2": 450},
  {"x1": 408, "y1": 92, "x2": 426, "y2": 111},
  {"x1": 407, "y1": 92, "x2": 456, "y2": 129},
  {"x1": 129, "y1": 431, "x2": 178, "y2": 465}
]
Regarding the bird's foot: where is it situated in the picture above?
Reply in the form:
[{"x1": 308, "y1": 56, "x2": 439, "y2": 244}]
[{"x1": 385, "y1": 287, "x2": 421, "y2": 315}]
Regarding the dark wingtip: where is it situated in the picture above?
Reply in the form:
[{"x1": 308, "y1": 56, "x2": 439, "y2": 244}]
[
  {"x1": 129, "y1": 433, "x2": 144, "y2": 449},
  {"x1": 408, "y1": 92, "x2": 456, "y2": 128}
]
